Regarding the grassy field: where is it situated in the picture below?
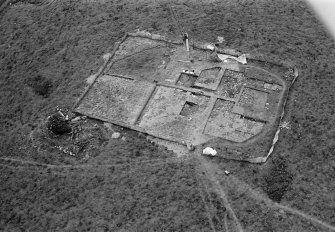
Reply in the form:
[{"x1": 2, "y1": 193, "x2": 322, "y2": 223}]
[{"x1": 0, "y1": 0, "x2": 334, "y2": 231}]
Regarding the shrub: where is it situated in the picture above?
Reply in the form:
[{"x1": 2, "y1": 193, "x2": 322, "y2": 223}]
[
  {"x1": 262, "y1": 156, "x2": 293, "y2": 202},
  {"x1": 46, "y1": 112, "x2": 71, "y2": 135},
  {"x1": 27, "y1": 75, "x2": 53, "y2": 98}
]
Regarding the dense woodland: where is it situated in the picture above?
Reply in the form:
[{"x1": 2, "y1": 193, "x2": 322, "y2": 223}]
[{"x1": 0, "y1": 0, "x2": 334, "y2": 231}]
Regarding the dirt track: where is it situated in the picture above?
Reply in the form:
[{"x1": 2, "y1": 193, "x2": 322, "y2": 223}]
[
  {"x1": 0, "y1": 0, "x2": 335, "y2": 231},
  {"x1": 199, "y1": 156, "x2": 335, "y2": 232}
]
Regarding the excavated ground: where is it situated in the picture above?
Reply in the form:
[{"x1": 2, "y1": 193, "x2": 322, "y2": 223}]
[{"x1": 0, "y1": 0, "x2": 334, "y2": 231}]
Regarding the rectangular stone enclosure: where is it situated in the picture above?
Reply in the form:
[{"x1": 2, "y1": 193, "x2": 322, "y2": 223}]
[
  {"x1": 76, "y1": 75, "x2": 156, "y2": 125},
  {"x1": 75, "y1": 35, "x2": 287, "y2": 147}
]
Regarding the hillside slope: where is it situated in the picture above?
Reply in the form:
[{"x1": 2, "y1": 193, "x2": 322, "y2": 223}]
[{"x1": 0, "y1": 0, "x2": 334, "y2": 231}]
